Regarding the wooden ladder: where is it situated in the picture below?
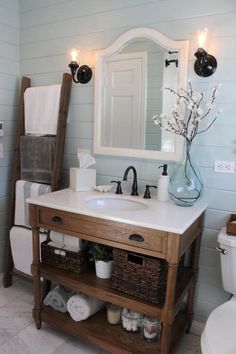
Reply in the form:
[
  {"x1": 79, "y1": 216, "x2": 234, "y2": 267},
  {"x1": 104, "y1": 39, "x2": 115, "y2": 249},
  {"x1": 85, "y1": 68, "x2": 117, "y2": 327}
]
[{"x1": 3, "y1": 73, "x2": 72, "y2": 287}]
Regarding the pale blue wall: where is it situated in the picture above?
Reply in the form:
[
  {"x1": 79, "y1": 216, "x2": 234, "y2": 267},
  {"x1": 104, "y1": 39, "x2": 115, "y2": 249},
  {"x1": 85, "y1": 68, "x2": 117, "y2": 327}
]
[
  {"x1": 13, "y1": 0, "x2": 236, "y2": 321},
  {"x1": 0, "y1": 0, "x2": 19, "y2": 271}
]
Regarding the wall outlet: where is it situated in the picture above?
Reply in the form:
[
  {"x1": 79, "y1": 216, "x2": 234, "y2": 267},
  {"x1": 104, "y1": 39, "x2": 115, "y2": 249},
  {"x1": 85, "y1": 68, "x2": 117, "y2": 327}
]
[
  {"x1": 0, "y1": 143, "x2": 3, "y2": 158},
  {"x1": 214, "y1": 160, "x2": 235, "y2": 173}
]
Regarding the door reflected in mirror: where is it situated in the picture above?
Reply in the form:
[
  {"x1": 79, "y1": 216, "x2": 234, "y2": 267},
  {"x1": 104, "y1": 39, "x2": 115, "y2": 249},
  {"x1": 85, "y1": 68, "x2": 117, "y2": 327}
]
[
  {"x1": 102, "y1": 38, "x2": 178, "y2": 152},
  {"x1": 94, "y1": 28, "x2": 189, "y2": 161}
]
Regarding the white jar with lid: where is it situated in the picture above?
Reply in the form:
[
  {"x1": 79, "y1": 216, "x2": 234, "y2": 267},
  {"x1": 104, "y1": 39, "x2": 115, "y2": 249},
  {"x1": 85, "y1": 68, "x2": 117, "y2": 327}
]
[
  {"x1": 140, "y1": 316, "x2": 161, "y2": 342},
  {"x1": 122, "y1": 308, "x2": 141, "y2": 332}
]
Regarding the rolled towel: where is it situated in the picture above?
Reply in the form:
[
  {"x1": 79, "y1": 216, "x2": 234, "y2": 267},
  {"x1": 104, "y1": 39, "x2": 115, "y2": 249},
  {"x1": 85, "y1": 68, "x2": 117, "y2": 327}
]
[
  {"x1": 67, "y1": 293, "x2": 104, "y2": 321},
  {"x1": 44, "y1": 285, "x2": 74, "y2": 313}
]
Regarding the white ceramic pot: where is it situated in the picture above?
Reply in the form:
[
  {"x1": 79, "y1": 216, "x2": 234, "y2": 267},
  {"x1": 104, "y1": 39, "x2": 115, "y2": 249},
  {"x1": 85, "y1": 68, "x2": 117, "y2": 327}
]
[{"x1": 95, "y1": 260, "x2": 113, "y2": 279}]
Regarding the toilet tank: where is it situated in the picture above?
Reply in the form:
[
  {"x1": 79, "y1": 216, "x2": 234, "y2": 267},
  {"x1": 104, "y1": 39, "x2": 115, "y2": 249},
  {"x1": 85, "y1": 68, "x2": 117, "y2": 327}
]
[{"x1": 218, "y1": 227, "x2": 236, "y2": 294}]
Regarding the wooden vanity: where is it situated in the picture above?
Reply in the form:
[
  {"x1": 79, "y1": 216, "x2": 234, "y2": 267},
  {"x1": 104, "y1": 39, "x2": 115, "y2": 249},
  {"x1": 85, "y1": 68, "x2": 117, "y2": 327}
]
[{"x1": 28, "y1": 189, "x2": 205, "y2": 354}]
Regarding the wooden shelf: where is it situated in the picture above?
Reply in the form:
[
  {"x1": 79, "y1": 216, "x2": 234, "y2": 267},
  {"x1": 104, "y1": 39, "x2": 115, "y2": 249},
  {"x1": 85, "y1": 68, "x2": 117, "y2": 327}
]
[
  {"x1": 39, "y1": 264, "x2": 194, "y2": 319},
  {"x1": 30, "y1": 204, "x2": 204, "y2": 354},
  {"x1": 40, "y1": 306, "x2": 190, "y2": 354}
]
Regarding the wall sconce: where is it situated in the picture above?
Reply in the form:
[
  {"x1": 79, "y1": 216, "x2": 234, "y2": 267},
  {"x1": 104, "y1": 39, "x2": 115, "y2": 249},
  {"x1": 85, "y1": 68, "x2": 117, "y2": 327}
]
[
  {"x1": 194, "y1": 28, "x2": 217, "y2": 77},
  {"x1": 68, "y1": 47, "x2": 92, "y2": 84}
]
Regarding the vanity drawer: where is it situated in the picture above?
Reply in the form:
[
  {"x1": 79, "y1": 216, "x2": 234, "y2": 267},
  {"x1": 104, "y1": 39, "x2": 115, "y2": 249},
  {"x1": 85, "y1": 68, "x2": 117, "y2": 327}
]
[{"x1": 36, "y1": 206, "x2": 168, "y2": 258}]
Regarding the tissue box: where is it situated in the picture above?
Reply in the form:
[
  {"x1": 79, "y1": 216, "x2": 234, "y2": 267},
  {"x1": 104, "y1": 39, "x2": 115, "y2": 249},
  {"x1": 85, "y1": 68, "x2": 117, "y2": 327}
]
[{"x1": 69, "y1": 168, "x2": 96, "y2": 191}]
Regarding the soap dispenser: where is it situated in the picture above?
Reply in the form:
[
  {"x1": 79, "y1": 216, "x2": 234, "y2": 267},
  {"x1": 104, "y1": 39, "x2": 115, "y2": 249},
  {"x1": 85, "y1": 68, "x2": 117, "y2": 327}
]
[{"x1": 157, "y1": 164, "x2": 170, "y2": 202}]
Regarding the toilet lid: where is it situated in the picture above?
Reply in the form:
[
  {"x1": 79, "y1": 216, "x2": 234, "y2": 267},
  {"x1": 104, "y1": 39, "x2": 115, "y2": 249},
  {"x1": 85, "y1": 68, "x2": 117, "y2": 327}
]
[{"x1": 204, "y1": 298, "x2": 236, "y2": 354}]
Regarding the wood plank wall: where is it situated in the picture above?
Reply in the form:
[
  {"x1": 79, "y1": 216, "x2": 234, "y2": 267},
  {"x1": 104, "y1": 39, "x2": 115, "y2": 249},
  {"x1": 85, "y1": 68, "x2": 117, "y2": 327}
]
[
  {"x1": 1, "y1": 0, "x2": 235, "y2": 322},
  {"x1": 0, "y1": 0, "x2": 19, "y2": 271}
]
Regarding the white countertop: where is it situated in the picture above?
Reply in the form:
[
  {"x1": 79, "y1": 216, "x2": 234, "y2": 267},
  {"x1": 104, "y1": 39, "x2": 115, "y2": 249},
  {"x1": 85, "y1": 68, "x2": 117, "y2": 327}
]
[{"x1": 27, "y1": 188, "x2": 207, "y2": 234}]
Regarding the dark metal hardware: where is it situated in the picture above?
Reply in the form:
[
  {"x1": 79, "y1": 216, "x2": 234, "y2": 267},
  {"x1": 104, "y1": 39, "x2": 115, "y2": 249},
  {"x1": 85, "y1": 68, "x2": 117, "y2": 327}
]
[
  {"x1": 168, "y1": 51, "x2": 178, "y2": 55},
  {"x1": 51, "y1": 216, "x2": 63, "y2": 224},
  {"x1": 68, "y1": 62, "x2": 92, "y2": 84},
  {"x1": 123, "y1": 166, "x2": 139, "y2": 196},
  {"x1": 129, "y1": 234, "x2": 144, "y2": 242},
  {"x1": 165, "y1": 59, "x2": 178, "y2": 67},
  {"x1": 143, "y1": 185, "x2": 157, "y2": 199},
  {"x1": 216, "y1": 246, "x2": 228, "y2": 255},
  {"x1": 194, "y1": 48, "x2": 217, "y2": 77},
  {"x1": 110, "y1": 180, "x2": 122, "y2": 194}
]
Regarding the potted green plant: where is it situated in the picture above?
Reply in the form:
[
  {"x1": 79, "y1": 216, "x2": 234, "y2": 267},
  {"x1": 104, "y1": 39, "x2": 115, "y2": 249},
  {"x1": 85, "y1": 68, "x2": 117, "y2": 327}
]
[{"x1": 89, "y1": 243, "x2": 113, "y2": 279}]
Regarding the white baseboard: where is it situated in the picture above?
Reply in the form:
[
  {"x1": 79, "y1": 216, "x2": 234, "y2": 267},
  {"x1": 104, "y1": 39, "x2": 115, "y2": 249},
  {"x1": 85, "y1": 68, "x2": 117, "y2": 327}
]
[{"x1": 190, "y1": 320, "x2": 205, "y2": 336}]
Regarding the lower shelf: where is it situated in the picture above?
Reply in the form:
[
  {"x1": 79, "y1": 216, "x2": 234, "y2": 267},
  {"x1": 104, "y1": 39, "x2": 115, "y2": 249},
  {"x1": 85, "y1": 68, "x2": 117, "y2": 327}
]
[{"x1": 40, "y1": 306, "x2": 190, "y2": 354}]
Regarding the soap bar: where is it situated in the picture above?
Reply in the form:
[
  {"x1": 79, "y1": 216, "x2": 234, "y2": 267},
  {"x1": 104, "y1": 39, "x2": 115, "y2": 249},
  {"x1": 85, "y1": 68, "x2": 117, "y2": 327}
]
[{"x1": 69, "y1": 168, "x2": 96, "y2": 191}]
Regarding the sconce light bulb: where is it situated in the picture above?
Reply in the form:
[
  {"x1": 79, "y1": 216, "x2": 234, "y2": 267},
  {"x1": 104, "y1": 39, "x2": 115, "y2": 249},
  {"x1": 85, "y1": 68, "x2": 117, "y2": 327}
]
[
  {"x1": 198, "y1": 28, "x2": 208, "y2": 48},
  {"x1": 70, "y1": 47, "x2": 79, "y2": 63}
]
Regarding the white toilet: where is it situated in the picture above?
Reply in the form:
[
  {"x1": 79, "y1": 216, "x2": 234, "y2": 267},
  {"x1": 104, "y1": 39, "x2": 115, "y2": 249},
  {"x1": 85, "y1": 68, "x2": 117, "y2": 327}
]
[{"x1": 201, "y1": 227, "x2": 236, "y2": 354}]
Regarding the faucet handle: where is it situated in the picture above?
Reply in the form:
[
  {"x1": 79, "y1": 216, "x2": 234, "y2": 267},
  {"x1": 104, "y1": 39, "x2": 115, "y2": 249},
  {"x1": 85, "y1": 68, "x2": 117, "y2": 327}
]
[
  {"x1": 110, "y1": 180, "x2": 123, "y2": 194},
  {"x1": 143, "y1": 185, "x2": 157, "y2": 199}
]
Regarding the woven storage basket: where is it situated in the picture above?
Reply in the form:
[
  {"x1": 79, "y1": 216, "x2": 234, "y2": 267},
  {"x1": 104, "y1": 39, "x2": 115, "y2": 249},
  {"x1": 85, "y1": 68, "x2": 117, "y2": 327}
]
[
  {"x1": 41, "y1": 240, "x2": 88, "y2": 274},
  {"x1": 112, "y1": 249, "x2": 168, "y2": 305}
]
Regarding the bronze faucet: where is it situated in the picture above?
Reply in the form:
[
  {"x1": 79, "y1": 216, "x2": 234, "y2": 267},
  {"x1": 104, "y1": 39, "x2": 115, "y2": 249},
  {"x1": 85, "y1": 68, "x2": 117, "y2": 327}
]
[{"x1": 123, "y1": 166, "x2": 139, "y2": 196}]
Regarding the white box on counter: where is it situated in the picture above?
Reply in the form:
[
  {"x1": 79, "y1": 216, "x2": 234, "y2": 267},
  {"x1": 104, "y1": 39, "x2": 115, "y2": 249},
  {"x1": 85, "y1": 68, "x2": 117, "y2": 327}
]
[{"x1": 69, "y1": 168, "x2": 96, "y2": 191}]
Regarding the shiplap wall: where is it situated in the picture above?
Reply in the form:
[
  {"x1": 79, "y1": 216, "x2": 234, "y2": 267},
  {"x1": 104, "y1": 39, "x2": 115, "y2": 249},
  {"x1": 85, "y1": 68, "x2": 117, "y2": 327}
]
[
  {"x1": 0, "y1": 0, "x2": 19, "y2": 271},
  {"x1": 17, "y1": 0, "x2": 236, "y2": 322}
]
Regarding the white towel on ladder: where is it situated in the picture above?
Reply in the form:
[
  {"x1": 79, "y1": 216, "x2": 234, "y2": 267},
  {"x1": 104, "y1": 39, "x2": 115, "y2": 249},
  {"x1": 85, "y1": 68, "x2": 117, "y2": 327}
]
[
  {"x1": 10, "y1": 226, "x2": 47, "y2": 275},
  {"x1": 24, "y1": 84, "x2": 61, "y2": 135},
  {"x1": 14, "y1": 180, "x2": 51, "y2": 227}
]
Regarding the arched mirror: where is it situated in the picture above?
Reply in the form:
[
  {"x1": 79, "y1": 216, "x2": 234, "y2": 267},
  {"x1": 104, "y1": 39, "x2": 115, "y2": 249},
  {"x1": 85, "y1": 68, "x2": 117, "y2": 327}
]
[{"x1": 94, "y1": 27, "x2": 189, "y2": 161}]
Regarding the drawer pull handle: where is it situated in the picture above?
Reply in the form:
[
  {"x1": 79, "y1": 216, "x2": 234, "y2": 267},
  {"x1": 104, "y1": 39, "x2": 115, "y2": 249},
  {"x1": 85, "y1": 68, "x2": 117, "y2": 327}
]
[
  {"x1": 51, "y1": 216, "x2": 63, "y2": 224},
  {"x1": 129, "y1": 234, "x2": 144, "y2": 242}
]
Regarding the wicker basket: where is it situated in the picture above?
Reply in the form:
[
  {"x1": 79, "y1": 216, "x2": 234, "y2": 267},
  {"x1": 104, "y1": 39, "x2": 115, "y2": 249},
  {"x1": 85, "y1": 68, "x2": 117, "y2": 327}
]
[
  {"x1": 226, "y1": 214, "x2": 236, "y2": 236},
  {"x1": 112, "y1": 249, "x2": 168, "y2": 305},
  {"x1": 41, "y1": 240, "x2": 88, "y2": 274}
]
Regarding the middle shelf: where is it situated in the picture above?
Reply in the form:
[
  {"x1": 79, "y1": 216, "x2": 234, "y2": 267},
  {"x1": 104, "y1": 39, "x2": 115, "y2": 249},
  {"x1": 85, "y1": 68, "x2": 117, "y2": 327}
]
[{"x1": 39, "y1": 263, "x2": 195, "y2": 319}]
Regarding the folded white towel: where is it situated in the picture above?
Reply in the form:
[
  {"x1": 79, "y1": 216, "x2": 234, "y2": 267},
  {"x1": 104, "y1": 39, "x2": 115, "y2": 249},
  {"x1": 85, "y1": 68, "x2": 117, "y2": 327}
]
[
  {"x1": 63, "y1": 244, "x2": 80, "y2": 253},
  {"x1": 14, "y1": 180, "x2": 51, "y2": 227},
  {"x1": 47, "y1": 241, "x2": 64, "y2": 249},
  {"x1": 44, "y1": 285, "x2": 74, "y2": 313},
  {"x1": 50, "y1": 231, "x2": 64, "y2": 244},
  {"x1": 67, "y1": 293, "x2": 104, "y2": 321},
  {"x1": 64, "y1": 235, "x2": 80, "y2": 249},
  {"x1": 24, "y1": 84, "x2": 61, "y2": 135}
]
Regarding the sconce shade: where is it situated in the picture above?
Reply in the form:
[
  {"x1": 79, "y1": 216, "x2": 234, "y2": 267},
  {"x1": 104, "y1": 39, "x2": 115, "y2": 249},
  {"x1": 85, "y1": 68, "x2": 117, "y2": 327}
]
[
  {"x1": 194, "y1": 48, "x2": 217, "y2": 77},
  {"x1": 68, "y1": 62, "x2": 92, "y2": 84}
]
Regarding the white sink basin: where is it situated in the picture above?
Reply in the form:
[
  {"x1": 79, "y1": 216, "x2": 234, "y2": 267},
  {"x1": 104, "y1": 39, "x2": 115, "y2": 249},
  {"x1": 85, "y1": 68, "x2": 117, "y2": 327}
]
[{"x1": 86, "y1": 197, "x2": 148, "y2": 211}]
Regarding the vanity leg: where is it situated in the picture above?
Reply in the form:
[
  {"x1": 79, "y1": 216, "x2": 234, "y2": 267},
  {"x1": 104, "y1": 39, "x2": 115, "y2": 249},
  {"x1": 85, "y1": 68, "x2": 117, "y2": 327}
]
[
  {"x1": 31, "y1": 224, "x2": 42, "y2": 330},
  {"x1": 161, "y1": 262, "x2": 178, "y2": 354},
  {"x1": 186, "y1": 232, "x2": 202, "y2": 333}
]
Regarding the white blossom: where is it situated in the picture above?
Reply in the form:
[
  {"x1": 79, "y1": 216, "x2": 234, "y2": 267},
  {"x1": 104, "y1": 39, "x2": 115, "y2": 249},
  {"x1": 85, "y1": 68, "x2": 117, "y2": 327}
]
[{"x1": 153, "y1": 83, "x2": 221, "y2": 144}]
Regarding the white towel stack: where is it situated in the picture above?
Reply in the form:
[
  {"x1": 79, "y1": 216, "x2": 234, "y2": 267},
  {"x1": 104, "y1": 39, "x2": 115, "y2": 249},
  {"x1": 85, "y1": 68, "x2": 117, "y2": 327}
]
[
  {"x1": 49, "y1": 231, "x2": 86, "y2": 252},
  {"x1": 67, "y1": 293, "x2": 104, "y2": 321},
  {"x1": 14, "y1": 180, "x2": 51, "y2": 227},
  {"x1": 24, "y1": 84, "x2": 61, "y2": 135}
]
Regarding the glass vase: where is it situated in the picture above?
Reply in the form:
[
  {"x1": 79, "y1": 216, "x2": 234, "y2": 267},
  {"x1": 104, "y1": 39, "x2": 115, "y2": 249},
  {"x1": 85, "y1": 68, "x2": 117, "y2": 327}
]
[{"x1": 169, "y1": 142, "x2": 203, "y2": 207}]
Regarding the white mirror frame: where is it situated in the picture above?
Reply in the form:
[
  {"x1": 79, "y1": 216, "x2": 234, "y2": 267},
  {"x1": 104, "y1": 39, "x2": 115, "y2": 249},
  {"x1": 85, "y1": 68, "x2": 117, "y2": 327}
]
[{"x1": 94, "y1": 27, "x2": 189, "y2": 161}]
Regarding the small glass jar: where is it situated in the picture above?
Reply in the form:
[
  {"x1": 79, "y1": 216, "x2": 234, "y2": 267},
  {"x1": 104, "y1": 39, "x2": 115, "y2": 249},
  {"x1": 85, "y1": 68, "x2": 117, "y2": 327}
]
[
  {"x1": 140, "y1": 316, "x2": 161, "y2": 342},
  {"x1": 122, "y1": 308, "x2": 141, "y2": 332},
  {"x1": 107, "y1": 303, "x2": 121, "y2": 325}
]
